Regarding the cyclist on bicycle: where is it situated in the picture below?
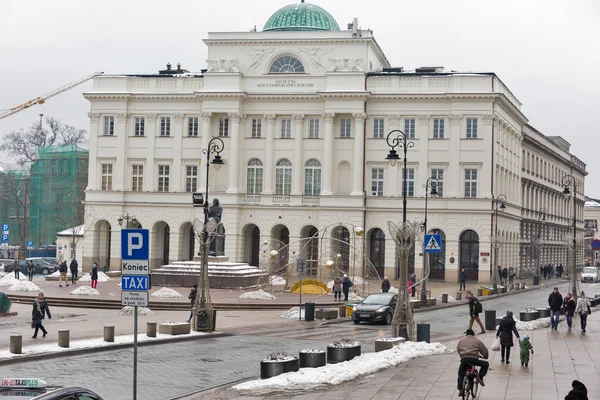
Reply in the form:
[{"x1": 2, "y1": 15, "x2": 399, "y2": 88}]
[{"x1": 457, "y1": 328, "x2": 489, "y2": 396}]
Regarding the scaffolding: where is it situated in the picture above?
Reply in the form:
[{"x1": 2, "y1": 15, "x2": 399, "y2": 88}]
[{"x1": 29, "y1": 144, "x2": 89, "y2": 246}]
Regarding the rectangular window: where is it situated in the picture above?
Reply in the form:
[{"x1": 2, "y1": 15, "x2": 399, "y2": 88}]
[
  {"x1": 103, "y1": 116, "x2": 114, "y2": 136},
  {"x1": 160, "y1": 117, "x2": 171, "y2": 137},
  {"x1": 134, "y1": 117, "x2": 145, "y2": 136},
  {"x1": 309, "y1": 119, "x2": 320, "y2": 138},
  {"x1": 101, "y1": 164, "x2": 113, "y2": 190},
  {"x1": 402, "y1": 168, "x2": 415, "y2": 197},
  {"x1": 185, "y1": 165, "x2": 198, "y2": 192},
  {"x1": 280, "y1": 119, "x2": 291, "y2": 138},
  {"x1": 433, "y1": 118, "x2": 445, "y2": 138},
  {"x1": 158, "y1": 165, "x2": 170, "y2": 192},
  {"x1": 430, "y1": 169, "x2": 444, "y2": 197},
  {"x1": 219, "y1": 117, "x2": 229, "y2": 137},
  {"x1": 464, "y1": 169, "x2": 478, "y2": 198},
  {"x1": 371, "y1": 168, "x2": 384, "y2": 196},
  {"x1": 132, "y1": 165, "x2": 144, "y2": 192},
  {"x1": 340, "y1": 118, "x2": 352, "y2": 138},
  {"x1": 251, "y1": 118, "x2": 262, "y2": 138},
  {"x1": 188, "y1": 117, "x2": 199, "y2": 137},
  {"x1": 373, "y1": 118, "x2": 385, "y2": 138},
  {"x1": 404, "y1": 118, "x2": 416, "y2": 138},
  {"x1": 466, "y1": 118, "x2": 478, "y2": 138}
]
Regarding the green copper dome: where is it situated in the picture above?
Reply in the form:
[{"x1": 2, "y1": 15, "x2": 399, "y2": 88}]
[{"x1": 263, "y1": 1, "x2": 340, "y2": 32}]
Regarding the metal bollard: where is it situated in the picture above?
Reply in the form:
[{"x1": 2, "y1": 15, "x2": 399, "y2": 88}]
[
  {"x1": 147, "y1": 322, "x2": 157, "y2": 338},
  {"x1": 485, "y1": 309, "x2": 496, "y2": 331},
  {"x1": 441, "y1": 293, "x2": 448, "y2": 303},
  {"x1": 456, "y1": 291, "x2": 462, "y2": 301},
  {"x1": 416, "y1": 323, "x2": 430, "y2": 343},
  {"x1": 58, "y1": 330, "x2": 70, "y2": 348},
  {"x1": 9, "y1": 335, "x2": 22, "y2": 354},
  {"x1": 338, "y1": 305, "x2": 346, "y2": 318},
  {"x1": 104, "y1": 325, "x2": 115, "y2": 342}
]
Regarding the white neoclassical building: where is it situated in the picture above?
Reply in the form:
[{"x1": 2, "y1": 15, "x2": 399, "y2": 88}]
[{"x1": 81, "y1": 1, "x2": 586, "y2": 283}]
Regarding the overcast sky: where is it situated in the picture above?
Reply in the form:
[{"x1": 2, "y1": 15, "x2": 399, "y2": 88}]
[{"x1": 1, "y1": 0, "x2": 599, "y2": 194}]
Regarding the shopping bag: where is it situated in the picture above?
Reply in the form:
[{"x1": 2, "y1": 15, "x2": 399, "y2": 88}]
[{"x1": 491, "y1": 338, "x2": 501, "y2": 351}]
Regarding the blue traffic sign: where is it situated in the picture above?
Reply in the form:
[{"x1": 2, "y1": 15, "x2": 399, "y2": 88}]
[
  {"x1": 1, "y1": 234, "x2": 8, "y2": 244},
  {"x1": 424, "y1": 234, "x2": 442, "y2": 253},
  {"x1": 1, "y1": 223, "x2": 9, "y2": 232},
  {"x1": 122, "y1": 275, "x2": 149, "y2": 291},
  {"x1": 121, "y1": 229, "x2": 149, "y2": 260},
  {"x1": 591, "y1": 239, "x2": 600, "y2": 251}
]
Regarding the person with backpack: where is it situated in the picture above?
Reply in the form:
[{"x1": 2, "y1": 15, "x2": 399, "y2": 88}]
[
  {"x1": 342, "y1": 274, "x2": 353, "y2": 301},
  {"x1": 467, "y1": 292, "x2": 485, "y2": 334}
]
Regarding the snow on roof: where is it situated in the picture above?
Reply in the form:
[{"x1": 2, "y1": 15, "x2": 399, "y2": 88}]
[
  {"x1": 57, "y1": 225, "x2": 84, "y2": 236},
  {"x1": 585, "y1": 200, "x2": 600, "y2": 207}
]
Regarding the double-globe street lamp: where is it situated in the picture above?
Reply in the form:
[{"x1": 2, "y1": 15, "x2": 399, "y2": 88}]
[
  {"x1": 420, "y1": 177, "x2": 438, "y2": 305},
  {"x1": 562, "y1": 174, "x2": 580, "y2": 296},
  {"x1": 492, "y1": 194, "x2": 506, "y2": 292}
]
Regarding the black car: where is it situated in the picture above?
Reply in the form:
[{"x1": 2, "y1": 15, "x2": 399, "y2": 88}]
[
  {"x1": 0, "y1": 378, "x2": 103, "y2": 399},
  {"x1": 3, "y1": 260, "x2": 57, "y2": 275},
  {"x1": 352, "y1": 293, "x2": 397, "y2": 325}
]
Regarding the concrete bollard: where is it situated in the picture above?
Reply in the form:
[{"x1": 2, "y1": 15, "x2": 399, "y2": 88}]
[
  {"x1": 338, "y1": 305, "x2": 346, "y2": 318},
  {"x1": 58, "y1": 330, "x2": 69, "y2": 348},
  {"x1": 456, "y1": 291, "x2": 462, "y2": 301},
  {"x1": 441, "y1": 293, "x2": 449, "y2": 303},
  {"x1": 147, "y1": 322, "x2": 157, "y2": 338},
  {"x1": 104, "y1": 325, "x2": 115, "y2": 342},
  {"x1": 9, "y1": 335, "x2": 22, "y2": 354}
]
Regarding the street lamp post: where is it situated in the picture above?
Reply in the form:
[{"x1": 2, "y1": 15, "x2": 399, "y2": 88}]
[
  {"x1": 192, "y1": 137, "x2": 224, "y2": 332},
  {"x1": 562, "y1": 174, "x2": 580, "y2": 296},
  {"x1": 420, "y1": 177, "x2": 438, "y2": 306},
  {"x1": 532, "y1": 207, "x2": 547, "y2": 285},
  {"x1": 117, "y1": 213, "x2": 136, "y2": 229},
  {"x1": 492, "y1": 194, "x2": 506, "y2": 292}
]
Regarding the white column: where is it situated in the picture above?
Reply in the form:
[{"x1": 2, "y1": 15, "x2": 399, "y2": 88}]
[
  {"x1": 114, "y1": 113, "x2": 128, "y2": 191},
  {"x1": 263, "y1": 114, "x2": 276, "y2": 194},
  {"x1": 200, "y1": 112, "x2": 212, "y2": 194},
  {"x1": 227, "y1": 112, "x2": 241, "y2": 193},
  {"x1": 351, "y1": 113, "x2": 366, "y2": 195},
  {"x1": 144, "y1": 114, "x2": 157, "y2": 191},
  {"x1": 87, "y1": 113, "x2": 100, "y2": 190},
  {"x1": 292, "y1": 114, "x2": 305, "y2": 196},
  {"x1": 448, "y1": 115, "x2": 462, "y2": 197},
  {"x1": 171, "y1": 114, "x2": 184, "y2": 192},
  {"x1": 322, "y1": 113, "x2": 335, "y2": 195}
]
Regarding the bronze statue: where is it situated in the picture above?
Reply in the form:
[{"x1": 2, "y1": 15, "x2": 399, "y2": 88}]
[{"x1": 207, "y1": 198, "x2": 222, "y2": 224}]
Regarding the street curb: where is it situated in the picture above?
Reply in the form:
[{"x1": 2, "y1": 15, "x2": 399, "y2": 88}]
[{"x1": 0, "y1": 332, "x2": 232, "y2": 366}]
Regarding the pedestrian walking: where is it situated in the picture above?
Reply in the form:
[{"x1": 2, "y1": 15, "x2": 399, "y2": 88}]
[
  {"x1": 459, "y1": 268, "x2": 466, "y2": 291},
  {"x1": 557, "y1": 264, "x2": 564, "y2": 279},
  {"x1": 575, "y1": 291, "x2": 592, "y2": 333},
  {"x1": 518, "y1": 335, "x2": 534, "y2": 367},
  {"x1": 542, "y1": 265, "x2": 547, "y2": 280},
  {"x1": 501, "y1": 267, "x2": 508, "y2": 286},
  {"x1": 58, "y1": 260, "x2": 69, "y2": 287},
  {"x1": 90, "y1": 262, "x2": 99, "y2": 289},
  {"x1": 508, "y1": 267, "x2": 515, "y2": 284},
  {"x1": 69, "y1": 259, "x2": 78, "y2": 285},
  {"x1": 565, "y1": 380, "x2": 588, "y2": 400},
  {"x1": 467, "y1": 292, "x2": 485, "y2": 334},
  {"x1": 27, "y1": 261, "x2": 34, "y2": 281},
  {"x1": 381, "y1": 276, "x2": 390, "y2": 293},
  {"x1": 13, "y1": 261, "x2": 20, "y2": 279},
  {"x1": 564, "y1": 292, "x2": 577, "y2": 331},
  {"x1": 548, "y1": 287, "x2": 563, "y2": 330},
  {"x1": 496, "y1": 310, "x2": 520, "y2": 364},
  {"x1": 187, "y1": 284, "x2": 197, "y2": 323},
  {"x1": 409, "y1": 272, "x2": 416, "y2": 297},
  {"x1": 333, "y1": 275, "x2": 342, "y2": 300},
  {"x1": 342, "y1": 274, "x2": 353, "y2": 301},
  {"x1": 31, "y1": 292, "x2": 51, "y2": 338},
  {"x1": 407, "y1": 278, "x2": 413, "y2": 296}
]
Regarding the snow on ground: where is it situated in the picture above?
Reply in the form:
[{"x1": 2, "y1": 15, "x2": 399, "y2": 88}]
[
  {"x1": 435, "y1": 293, "x2": 457, "y2": 303},
  {"x1": 116, "y1": 306, "x2": 154, "y2": 316},
  {"x1": 388, "y1": 287, "x2": 399, "y2": 294},
  {"x1": 233, "y1": 341, "x2": 449, "y2": 394},
  {"x1": 70, "y1": 286, "x2": 100, "y2": 296},
  {"x1": 78, "y1": 271, "x2": 112, "y2": 283},
  {"x1": 240, "y1": 289, "x2": 276, "y2": 300},
  {"x1": 0, "y1": 273, "x2": 27, "y2": 286},
  {"x1": 280, "y1": 306, "x2": 304, "y2": 320},
  {"x1": 269, "y1": 276, "x2": 286, "y2": 285},
  {"x1": 49, "y1": 271, "x2": 72, "y2": 277},
  {"x1": 496, "y1": 317, "x2": 551, "y2": 331},
  {"x1": 327, "y1": 276, "x2": 366, "y2": 290},
  {"x1": 151, "y1": 287, "x2": 183, "y2": 298},
  {"x1": 348, "y1": 292, "x2": 364, "y2": 301},
  {"x1": 8, "y1": 281, "x2": 41, "y2": 292},
  {"x1": 0, "y1": 331, "x2": 209, "y2": 361}
]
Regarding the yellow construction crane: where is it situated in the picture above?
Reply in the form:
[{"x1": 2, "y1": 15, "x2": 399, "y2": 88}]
[{"x1": 0, "y1": 71, "x2": 104, "y2": 121}]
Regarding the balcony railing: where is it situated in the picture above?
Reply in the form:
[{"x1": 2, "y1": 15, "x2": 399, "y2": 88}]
[
  {"x1": 241, "y1": 194, "x2": 261, "y2": 205},
  {"x1": 273, "y1": 195, "x2": 290, "y2": 205},
  {"x1": 302, "y1": 196, "x2": 320, "y2": 206}
]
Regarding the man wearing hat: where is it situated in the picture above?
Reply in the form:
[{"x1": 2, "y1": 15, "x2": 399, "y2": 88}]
[{"x1": 456, "y1": 329, "x2": 489, "y2": 396}]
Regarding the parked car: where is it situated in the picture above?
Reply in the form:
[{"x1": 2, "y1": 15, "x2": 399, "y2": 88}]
[
  {"x1": 26, "y1": 257, "x2": 60, "y2": 265},
  {"x1": 581, "y1": 266, "x2": 599, "y2": 283},
  {"x1": 352, "y1": 293, "x2": 398, "y2": 325},
  {"x1": 3, "y1": 260, "x2": 57, "y2": 275},
  {"x1": 0, "y1": 378, "x2": 104, "y2": 399}
]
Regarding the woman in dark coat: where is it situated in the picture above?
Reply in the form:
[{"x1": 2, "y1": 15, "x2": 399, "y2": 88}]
[
  {"x1": 32, "y1": 292, "x2": 51, "y2": 338},
  {"x1": 496, "y1": 310, "x2": 520, "y2": 363},
  {"x1": 90, "y1": 262, "x2": 99, "y2": 289},
  {"x1": 564, "y1": 292, "x2": 577, "y2": 331}
]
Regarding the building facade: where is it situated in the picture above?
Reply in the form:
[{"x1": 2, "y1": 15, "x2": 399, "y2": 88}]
[{"x1": 81, "y1": 1, "x2": 586, "y2": 282}]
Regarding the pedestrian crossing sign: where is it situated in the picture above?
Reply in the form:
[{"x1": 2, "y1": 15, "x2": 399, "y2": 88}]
[{"x1": 424, "y1": 234, "x2": 442, "y2": 253}]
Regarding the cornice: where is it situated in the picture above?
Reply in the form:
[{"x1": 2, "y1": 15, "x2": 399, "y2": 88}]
[
  {"x1": 369, "y1": 93, "x2": 498, "y2": 101},
  {"x1": 83, "y1": 93, "x2": 132, "y2": 100},
  {"x1": 83, "y1": 92, "x2": 199, "y2": 101},
  {"x1": 247, "y1": 94, "x2": 320, "y2": 101},
  {"x1": 203, "y1": 38, "x2": 376, "y2": 46},
  {"x1": 317, "y1": 91, "x2": 371, "y2": 99},
  {"x1": 195, "y1": 91, "x2": 247, "y2": 99}
]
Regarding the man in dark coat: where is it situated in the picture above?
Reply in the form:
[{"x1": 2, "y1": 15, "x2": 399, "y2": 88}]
[
  {"x1": 496, "y1": 310, "x2": 520, "y2": 363},
  {"x1": 381, "y1": 277, "x2": 391, "y2": 293},
  {"x1": 467, "y1": 292, "x2": 485, "y2": 334},
  {"x1": 13, "y1": 261, "x2": 20, "y2": 279},
  {"x1": 187, "y1": 284, "x2": 197, "y2": 323},
  {"x1": 58, "y1": 260, "x2": 69, "y2": 287},
  {"x1": 459, "y1": 269, "x2": 467, "y2": 291},
  {"x1": 565, "y1": 380, "x2": 588, "y2": 400},
  {"x1": 69, "y1": 259, "x2": 79, "y2": 285},
  {"x1": 31, "y1": 292, "x2": 51, "y2": 338},
  {"x1": 342, "y1": 274, "x2": 353, "y2": 301},
  {"x1": 548, "y1": 287, "x2": 563, "y2": 330}
]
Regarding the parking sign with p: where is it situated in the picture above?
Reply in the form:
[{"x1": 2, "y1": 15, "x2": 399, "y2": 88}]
[{"x1": 121, "y1": 229, "x2": 149, "y2": 260}]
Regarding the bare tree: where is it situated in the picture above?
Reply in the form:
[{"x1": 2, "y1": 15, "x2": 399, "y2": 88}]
[
  {"x1": 53, "y1": 190, "x2": 96, "y2": 260},
  {"x1": 1, "y1": 167, "x2": 30, "y2": 256}
]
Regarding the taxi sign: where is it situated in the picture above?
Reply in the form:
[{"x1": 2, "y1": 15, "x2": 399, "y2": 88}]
[{"x1": 0, "y1": 378, "x2": 47, "y2": 388}]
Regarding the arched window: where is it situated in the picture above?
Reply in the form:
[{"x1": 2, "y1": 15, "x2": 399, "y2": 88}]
[
  {"x1": 269, "y1": 55, "x2": 305, "y2": 73},
  {"x1": 304, "y1": 158, "x2": 321, "y2": 196},
  {"x1": 460, "y1": 230, "x2": 480, "y2": 281},
  {"x1": 246, "y1": 158, "x2": 263, "y2": 194},
  {"x1": 275, "y1": 158, "x2": 292, "y2": 195},
  {"x1": 369, "y1": 228, "x2": 385, "y2": 277}
]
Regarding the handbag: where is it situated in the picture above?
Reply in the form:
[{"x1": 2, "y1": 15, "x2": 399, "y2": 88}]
[
  {"x1": 491, "y1": 337, "x2": 501, "y2": 351},
  {"x1": 30, "y1": 320, "x2": 35, "y2": 328}
]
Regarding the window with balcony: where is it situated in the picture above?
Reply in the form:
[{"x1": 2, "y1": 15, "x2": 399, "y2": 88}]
[
  {"x1": 304, "y1": 159, "x2": 321, "y2": 196},
  {"x1": 275, "y1": 159, "x2": 292, "y2": 195}
]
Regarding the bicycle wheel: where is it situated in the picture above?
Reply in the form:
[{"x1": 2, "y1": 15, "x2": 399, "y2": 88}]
[
  {"x1": 462, "y1": 376, "x2": 471, "y2": 400},
  {"x1": 471, "y1": 376, "x2": 479, "y2": 398}
]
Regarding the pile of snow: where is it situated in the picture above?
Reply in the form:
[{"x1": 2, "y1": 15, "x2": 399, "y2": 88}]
[
  {"x1": 0, "y1": 274, "x2": 27, "y2": 286},
  {"x1": 151, "y1": 287, "x2": 183, "y2": 298},
  {"x1": 269, "y1": 276, "x2": 286, "y2": 285},
  {"x1": 9, "y1": 281, "x2": 41, "y2": 292},
  {"x1": 329, "y1": 340, "x2": 359, "y2": 348},
  {"x1": 240, "y1": 289, "x2": 276, "y2": 300},
  {"x1": 70, "y1": 286, "x2": 100, "y2": 296},
  {"x1": 436, "y1": 293, "x2": 457, "y2": 303},
  {"x1": 348, "y1": 292, "x2": 364, "y2": 301},
  {"x1": 388, "y1": 287, "x2": 399, "y2": 294},
  {"x1": 496, "y1": 317, "x2": 551, "y2": 331},
  {"x1": 78, "y1": 271, "x2": 112, "y2": 283},
  {"x1": 49, "y1": 270, "x2": 72, "y2": 277},
  {"x1": 262, "y1": 352, "x2": 296, "y2": 362},
  {"x1": 300, "y1": 348, "x2": 325, "y2": 353},
  {"x1": 233, "y1": 341, "x2": 449, "y2": 393},
  {"x1": 116, "y1": 306, "x2": 154, "y2": 316},
  {"x1": 376, "y1": 337, "x2": 406, "y2": 343},
  {"x1": 280, "y1": 306, "x2": 304, "y2": 320}
]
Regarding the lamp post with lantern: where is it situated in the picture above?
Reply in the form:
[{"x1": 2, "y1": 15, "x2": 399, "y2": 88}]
[
  {"x1": 562, "y1": 174, "x2": 580, "y2": 296},
  {"x1": 420, "y1": 177, "x2": 439, "y2": 306},
  {"x1": 492, "y1": 194, "x2": 506, "y2": 293}
]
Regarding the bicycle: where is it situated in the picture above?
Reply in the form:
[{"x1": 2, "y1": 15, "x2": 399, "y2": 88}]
[{"x1": 461, "y1": 363, "x2": 480, "y2": 399}]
